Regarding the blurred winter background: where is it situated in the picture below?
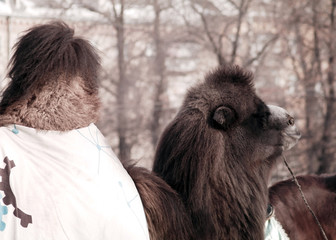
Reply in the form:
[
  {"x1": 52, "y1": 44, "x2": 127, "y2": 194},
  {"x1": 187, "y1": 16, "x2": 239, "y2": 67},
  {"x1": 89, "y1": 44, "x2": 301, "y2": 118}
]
[{"x1": 1, "y1": 0, "x2": 335, "y2": 183}]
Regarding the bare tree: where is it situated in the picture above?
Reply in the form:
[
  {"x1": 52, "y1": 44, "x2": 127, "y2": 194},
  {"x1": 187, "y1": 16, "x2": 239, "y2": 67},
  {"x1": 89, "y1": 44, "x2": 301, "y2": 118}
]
[
  {"x1": 177, "y1": 0, "x2": 278, "y2": 67},
  {"x1": 317, "y1": 0, "x2": 336, "y2": 173},
  {"x1": 112, "y1": 0, "x2": 130, "y2": 161},
  {"x1": 150, "y1": 0, "x2": 171, "y2": 147},
  {"x1": 278, "y1": 0, "x2": 336, "y2": 173},
  {"x1": 282, "y1": 0, "x2": 323, "y2": 172}
]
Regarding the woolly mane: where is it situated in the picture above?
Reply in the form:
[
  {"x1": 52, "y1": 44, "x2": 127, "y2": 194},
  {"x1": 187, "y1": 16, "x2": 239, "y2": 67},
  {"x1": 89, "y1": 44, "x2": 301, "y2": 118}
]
[
  {"x1": 153, "y1": 65, "x2": 291, "y2": 239},
  {"x1": 126, "y1": 165, "x2": 195, "y2": 240},
  {"x1": 0, "y1": 21, "x2": 101, "y2": 130}
]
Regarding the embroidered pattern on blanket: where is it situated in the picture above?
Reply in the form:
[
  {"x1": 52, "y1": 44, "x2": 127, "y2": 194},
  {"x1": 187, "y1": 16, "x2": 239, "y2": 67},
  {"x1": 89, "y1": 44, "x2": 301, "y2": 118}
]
[
  {"x1": 0, "y1": 193, "x2": 8, "y2": 231},
  {"x1": 0, "y1": 157, "x2": 33, "y2": 229}
]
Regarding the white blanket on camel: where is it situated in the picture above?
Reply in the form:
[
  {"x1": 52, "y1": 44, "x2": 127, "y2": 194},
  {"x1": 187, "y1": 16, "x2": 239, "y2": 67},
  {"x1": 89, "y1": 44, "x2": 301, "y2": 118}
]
[
  {"x1": 0, "y1": 124, "x2": 149, "y2": 240},
  {"x1": 264, "y1": 216, "x2": 290, "y2": 240}
]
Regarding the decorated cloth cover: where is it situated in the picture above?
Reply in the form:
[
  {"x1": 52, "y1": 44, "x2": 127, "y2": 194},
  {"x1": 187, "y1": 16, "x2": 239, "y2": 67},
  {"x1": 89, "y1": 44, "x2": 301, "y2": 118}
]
[
  {"x1": 264, "y1": 216, "x2": 290, "y2": 240},
  {"x1": 0, "y1": 124, "x2": 149, "y2": 240}
]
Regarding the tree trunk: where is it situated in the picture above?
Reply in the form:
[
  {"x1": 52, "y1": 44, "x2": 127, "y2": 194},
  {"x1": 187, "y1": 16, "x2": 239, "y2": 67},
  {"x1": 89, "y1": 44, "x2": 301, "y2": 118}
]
[
  {"x1": 115, "y1": 6, "x2": 131, "y2": 162},
  {"x1": 317, "y1": 0, "x2": 336, "y2": 173},
  {"x1": 230, "y1": 0, "x2": 251, "y2": 64},
  {"x1": 151, "y1": 0, "x2": 167, "y2": 148},
  {"x1": 304, "y1": 80, "x2": 321, "y2": 172},
  {"x1": 293, "y1": 1, "x2": 322, "y2": 173}
]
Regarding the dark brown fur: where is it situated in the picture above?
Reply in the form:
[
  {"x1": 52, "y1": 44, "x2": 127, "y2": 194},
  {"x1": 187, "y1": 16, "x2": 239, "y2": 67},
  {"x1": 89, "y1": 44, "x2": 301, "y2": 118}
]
[
  {"x1": 153, "y1": 65, "x2": 289, "y2": 239},
  {"x1": 269, "y1": 174, "x2": 336, "y2": 240},
  {"x1": 0, "y1": 21, "x2": 101, "y2": 130},
  {"x1": 125, "y1": 165, "x2": 195, "y2": 240}
]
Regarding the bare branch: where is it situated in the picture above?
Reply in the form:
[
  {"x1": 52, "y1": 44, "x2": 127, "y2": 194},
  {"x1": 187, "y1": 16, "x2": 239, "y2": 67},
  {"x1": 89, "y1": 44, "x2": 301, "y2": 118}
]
[
  {"x1": 191, "y1": 2, "x2": 226, "y2": 64},
  {"x1": 244, "y1": 34, "x2": 279, "y2": 67},
  {"x1": 286, "y1": 39, "x2": 303, "y2": 82},
  {"x1": 111, "y1": 0, "x2": 119, "y2": 18},
  {"x1": 77, "y1": 2, "x2": 113, "y2": 23},
  {"x1": 230, "y1": 0, "x2": 251, "y2": 64},
  {"x1": 226, "y1": 0, "x2": 239, "y2": 9}
]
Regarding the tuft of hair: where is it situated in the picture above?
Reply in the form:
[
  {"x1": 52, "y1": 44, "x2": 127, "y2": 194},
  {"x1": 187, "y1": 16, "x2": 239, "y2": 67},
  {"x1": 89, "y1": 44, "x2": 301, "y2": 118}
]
[
  {"x1": 0, "y1": 21, "x2": 101, "y2": 114},
  {"x1": 205, "y1": 64, "x2": 255, "y2": 88}
]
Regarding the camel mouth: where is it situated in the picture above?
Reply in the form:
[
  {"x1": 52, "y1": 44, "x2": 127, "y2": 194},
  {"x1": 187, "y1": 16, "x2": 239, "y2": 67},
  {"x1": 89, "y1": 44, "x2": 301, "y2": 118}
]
[
  {"x1": 267, "y1": 105, "x2": 301, "y2": 151},
  {"x1": 282, "y1": 129, "x2": 301, "y2": 151},
  {"x1": 273, "y1": 144, "x2": 285, "y2": 153}
]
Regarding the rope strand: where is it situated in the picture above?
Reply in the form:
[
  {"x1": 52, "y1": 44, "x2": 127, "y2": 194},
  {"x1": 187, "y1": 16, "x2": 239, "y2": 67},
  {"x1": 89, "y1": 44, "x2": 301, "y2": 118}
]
[{"x1": 282, "y1": 155, "x2": 329, "y2": 240}]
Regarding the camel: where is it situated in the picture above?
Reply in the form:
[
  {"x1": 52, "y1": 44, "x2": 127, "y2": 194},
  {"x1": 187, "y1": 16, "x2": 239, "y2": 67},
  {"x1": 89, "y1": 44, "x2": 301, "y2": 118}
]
[
  {"x1": 147, "y1": 65, "x2": 335, "y2": 240},
  {"x1": 270, "y1": 173, "x2": 336, "y2": 240},
  {"x1": 150, "y1": 65, "x2": 301, "y2": 239}
]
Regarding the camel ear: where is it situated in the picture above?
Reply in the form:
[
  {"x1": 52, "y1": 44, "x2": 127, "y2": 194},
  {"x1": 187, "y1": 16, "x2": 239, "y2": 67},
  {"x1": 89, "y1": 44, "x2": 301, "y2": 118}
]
[{"x1": 212, "y1": 106, "x2": 236, "y2": 130}]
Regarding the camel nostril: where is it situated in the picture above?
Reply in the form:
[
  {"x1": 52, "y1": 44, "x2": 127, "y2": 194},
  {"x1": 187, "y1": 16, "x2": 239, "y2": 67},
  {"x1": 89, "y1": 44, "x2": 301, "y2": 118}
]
[{"x1": 287, "y1": 117, "x2": 295, "y2": 126}]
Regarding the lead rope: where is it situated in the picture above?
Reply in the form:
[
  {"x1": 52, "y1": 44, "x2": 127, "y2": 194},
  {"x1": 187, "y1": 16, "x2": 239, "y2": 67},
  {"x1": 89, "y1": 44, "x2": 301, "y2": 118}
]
[{"x1": 282, "y1": 155, "x2": 329, "y2": 240}]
